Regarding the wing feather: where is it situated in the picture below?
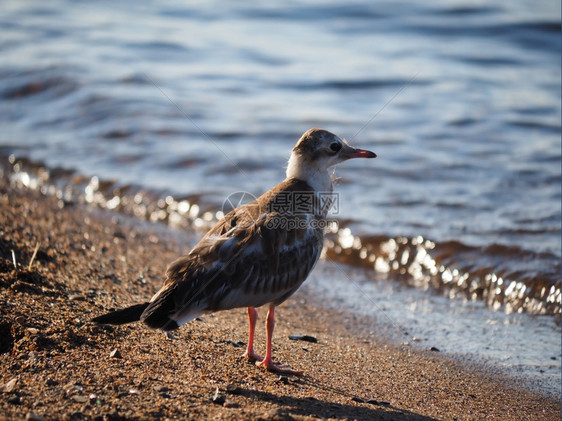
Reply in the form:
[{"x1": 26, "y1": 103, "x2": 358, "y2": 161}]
[{"x1": 144, "y1": 178, "x2": 325, "y2": 328}]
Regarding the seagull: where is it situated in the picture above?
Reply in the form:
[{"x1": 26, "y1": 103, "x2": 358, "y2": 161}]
[{"x1": 92, "y1": 128, "x2": 376, "y2": 374}]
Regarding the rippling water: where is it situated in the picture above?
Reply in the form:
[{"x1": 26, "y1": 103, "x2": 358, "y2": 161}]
[{"x1": 1, "y1": 1, "x2": 560, "y2": 316}]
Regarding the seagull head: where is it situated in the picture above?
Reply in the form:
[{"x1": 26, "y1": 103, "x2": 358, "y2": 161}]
[
  {"x1": 290, "y1": 128, "x2": 376, "y2": 170},
  {"x1": 286, "y1": 128, "x2": 377, "y2": 190}
]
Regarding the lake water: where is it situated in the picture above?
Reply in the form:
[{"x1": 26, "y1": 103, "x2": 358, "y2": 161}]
[{"x1": 0, "y1": 0, "x2": 560, "y2": 395}]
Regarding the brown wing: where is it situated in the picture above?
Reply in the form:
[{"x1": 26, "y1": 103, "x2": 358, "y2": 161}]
[{"x1": 141, "y1": 178, "x2": 324, "y2": 329}]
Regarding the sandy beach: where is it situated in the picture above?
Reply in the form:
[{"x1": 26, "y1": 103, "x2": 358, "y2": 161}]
[{"x1": 0, "y1": 182, "x2": 560, "y2": 421}]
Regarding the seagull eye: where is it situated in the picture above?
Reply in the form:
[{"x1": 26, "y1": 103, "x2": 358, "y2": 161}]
[{"x1": 330, "y1": 142, "x2": 342, "y2": 153}]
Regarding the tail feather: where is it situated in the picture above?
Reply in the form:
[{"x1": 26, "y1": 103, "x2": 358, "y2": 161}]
[
  {"x1": 140, "y1": 293, "x2": 181, "y2": 331},
  {"x1": 92, "y1": 303, "x2": 149, "y2": 325}
]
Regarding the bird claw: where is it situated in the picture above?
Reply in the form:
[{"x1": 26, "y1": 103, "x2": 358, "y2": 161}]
[
  {"x1": 255, "y1": 358, "x2": 303, "y2": 376},
  {"x1": 243, "y1": 351, "x2": 263, "y2": 363}
]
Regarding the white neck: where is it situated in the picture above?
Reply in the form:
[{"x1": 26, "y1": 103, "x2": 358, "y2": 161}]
[{"x1": 286, "y1": 154, "x2": 332, "y2": 193}]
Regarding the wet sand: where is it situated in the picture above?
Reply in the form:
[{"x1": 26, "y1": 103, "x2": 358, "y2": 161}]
[{"x1": 0, "y1": 182, "x2": 560, "y2": 421}]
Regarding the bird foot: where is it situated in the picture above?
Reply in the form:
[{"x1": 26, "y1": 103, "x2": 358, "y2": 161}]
[
  {"x1": 255, "y1": 357, "x2": 303, "y2": 376},
  {"x1": 243, "y1": 350, "x2": 263, "y2": 363}
]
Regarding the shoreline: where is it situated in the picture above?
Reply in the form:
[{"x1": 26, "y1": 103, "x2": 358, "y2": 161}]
[
  {"x1": 1, "y1": 183, "x2": 560, "y2": 420},
  {"x1": 302, "y1": 260, "x2": 561, "y2": 400}
]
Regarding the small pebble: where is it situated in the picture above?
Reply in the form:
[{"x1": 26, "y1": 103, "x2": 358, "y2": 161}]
[
  {"x1": 109, "y1": 349, "x2": 122, "y2": 359},
  {"x1": 154, "y1": 385, "x2": 170, "y2": 393},
  {"x1": 430, "y1": 347, "x2": 440, "y2": 352},
  {"x1": 71, "y1": 395, "x2": 88, "y2": 403},
  {"x1": 278, "y1": 375, "x2": 289, "y2": 384},
  {"x1": 225, "y1": 384, "x2": 242, "y2": 395},
  {"x1": 288, "y1": 334, "x2": 317, "y2": 343},
  {"x1": 222, "y1": 339, "x2": 245, "y2": 348},
  {"x1": 211, "y1": 387, "x2": 225, "y2": 405},
  {"x1": 366, "y1": 399, "x2": 390, "y2": 406},
  {"x1": 8, "y1": 395, "x2": 21, "y2": 405},
  {"x1": 1, "y1": 378, "x2": 18, "y2": 393}
]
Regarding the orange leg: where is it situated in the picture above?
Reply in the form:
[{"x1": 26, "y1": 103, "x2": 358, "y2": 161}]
[
  {"x1": 243, "y1": 307, "x2": 263, "y2": 362},
  {"x1": 255, "y1": 305, "x2": 302, "y2": 375}
]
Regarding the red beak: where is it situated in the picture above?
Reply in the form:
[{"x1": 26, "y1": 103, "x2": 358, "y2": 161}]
[{"x1": 347, "y1": 148, "x2": 377, "y2": 159}]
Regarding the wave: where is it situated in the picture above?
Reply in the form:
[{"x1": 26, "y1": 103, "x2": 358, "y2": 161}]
[{"x1": 326, "y1": 232, "x2": 560, "y2": 316}]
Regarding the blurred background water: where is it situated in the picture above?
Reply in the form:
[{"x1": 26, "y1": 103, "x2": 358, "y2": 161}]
[{"x1": 0, "y1": 0, "x2": 560, "y2": 394}]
